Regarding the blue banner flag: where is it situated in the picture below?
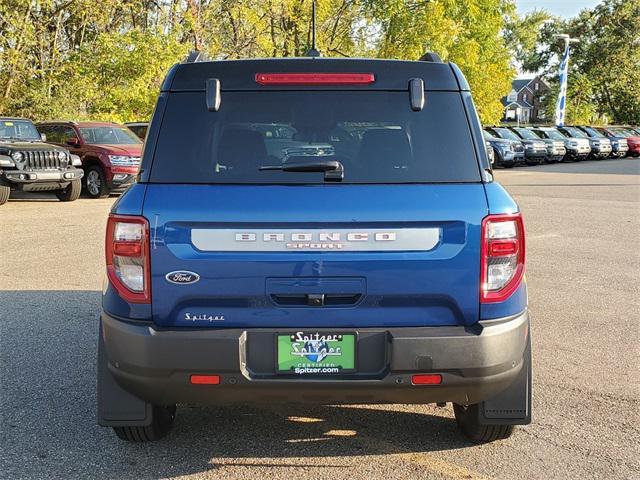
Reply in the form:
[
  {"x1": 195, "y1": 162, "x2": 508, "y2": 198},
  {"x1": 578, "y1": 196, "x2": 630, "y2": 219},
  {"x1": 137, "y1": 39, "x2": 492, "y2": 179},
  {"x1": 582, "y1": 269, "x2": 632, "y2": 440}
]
[{"x1": 554, "y1": 42, "x2": 570, "y2": 126}]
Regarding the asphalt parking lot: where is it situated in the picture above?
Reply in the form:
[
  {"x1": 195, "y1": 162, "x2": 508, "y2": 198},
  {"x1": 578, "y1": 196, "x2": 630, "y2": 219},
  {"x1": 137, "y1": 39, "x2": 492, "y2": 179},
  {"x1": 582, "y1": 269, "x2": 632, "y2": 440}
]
[{"x1": 1, "y1": 158, "x2": 638, "y2": 480}]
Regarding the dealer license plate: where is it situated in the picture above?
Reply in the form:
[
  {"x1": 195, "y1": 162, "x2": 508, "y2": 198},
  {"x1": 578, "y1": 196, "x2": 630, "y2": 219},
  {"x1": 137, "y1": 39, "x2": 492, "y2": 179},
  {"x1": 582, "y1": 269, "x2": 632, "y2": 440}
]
[{"x1": 276, "y1": 332, "x2": 356, "y2": 375}]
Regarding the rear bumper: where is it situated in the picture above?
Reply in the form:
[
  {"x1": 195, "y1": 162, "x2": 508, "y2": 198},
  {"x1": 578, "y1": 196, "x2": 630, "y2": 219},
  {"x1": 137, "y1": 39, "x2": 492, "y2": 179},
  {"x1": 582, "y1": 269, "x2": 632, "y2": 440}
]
[{"x1": 100, "y1": 310, "x2": 530, "y2": 407}]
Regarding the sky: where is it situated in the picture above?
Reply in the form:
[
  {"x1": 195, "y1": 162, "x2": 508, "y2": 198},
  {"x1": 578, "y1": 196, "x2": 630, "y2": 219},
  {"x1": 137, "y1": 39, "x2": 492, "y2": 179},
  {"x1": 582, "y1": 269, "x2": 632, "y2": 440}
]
[{"x1": 516, "y1": 0, "x2": 602, "y2": 18}]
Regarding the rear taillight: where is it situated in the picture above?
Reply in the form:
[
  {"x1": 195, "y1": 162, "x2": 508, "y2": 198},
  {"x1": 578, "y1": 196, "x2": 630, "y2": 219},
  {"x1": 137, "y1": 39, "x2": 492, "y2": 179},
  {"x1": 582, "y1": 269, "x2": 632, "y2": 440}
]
[
  {"x1": 105, "y1": 214, "x2": 151, "y2": 304},
  {"x1": 480, "y1": 213, "x2": 525, "y2": 303}
]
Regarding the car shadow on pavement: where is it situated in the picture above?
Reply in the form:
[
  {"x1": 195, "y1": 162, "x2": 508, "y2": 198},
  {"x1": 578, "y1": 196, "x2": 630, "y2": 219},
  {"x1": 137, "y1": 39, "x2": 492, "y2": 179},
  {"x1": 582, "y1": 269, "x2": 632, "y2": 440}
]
[{"x1": 0, "y1": 290, "x2": 471, "y2": 480}]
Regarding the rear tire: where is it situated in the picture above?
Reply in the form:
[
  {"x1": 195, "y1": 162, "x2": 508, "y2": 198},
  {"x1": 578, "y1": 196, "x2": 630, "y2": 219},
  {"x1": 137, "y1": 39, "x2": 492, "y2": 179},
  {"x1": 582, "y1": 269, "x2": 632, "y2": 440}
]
[
  {"x1": 84, "y1": 165, "x2": 110, "y2": 198},
  {"x1": 56, "y1": 179, "x2": 81, "y2": 202},
  {"x1": 453, "y1": 403, "x2": 515, "y2": 443},
  {"x1": 0, "y1": 185, "x2": 9, "y2": 205},
  {"x1": 113, "y1": 405, "x2": 177, "y2": 442}
]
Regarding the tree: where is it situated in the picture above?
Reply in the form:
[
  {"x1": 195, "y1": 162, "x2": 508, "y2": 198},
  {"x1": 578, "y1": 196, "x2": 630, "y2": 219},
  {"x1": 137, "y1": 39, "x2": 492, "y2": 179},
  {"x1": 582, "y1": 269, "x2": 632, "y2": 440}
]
[
  {"x1": 505, "y1": 0, "x2": 640, "y2": 125},
  {"x1": 541, "y1": 72, "x2": 601, "y2": 124},
  {"x1": 0, "y1": 0, "x2": 528, "y2": 125},
  {"x1": 362, "y1": 0, "x2": 517, "y2": 124}
]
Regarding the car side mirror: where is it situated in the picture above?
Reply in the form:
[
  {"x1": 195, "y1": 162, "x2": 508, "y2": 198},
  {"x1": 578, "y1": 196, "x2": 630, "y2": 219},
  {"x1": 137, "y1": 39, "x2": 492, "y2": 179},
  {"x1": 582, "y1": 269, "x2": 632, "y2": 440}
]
[
  {"x1": 66, "y1": 137, "x2": 80, "y2": 147},
  {"x1": 40, "y1": 133, "x2": 47, "y2": 142}
]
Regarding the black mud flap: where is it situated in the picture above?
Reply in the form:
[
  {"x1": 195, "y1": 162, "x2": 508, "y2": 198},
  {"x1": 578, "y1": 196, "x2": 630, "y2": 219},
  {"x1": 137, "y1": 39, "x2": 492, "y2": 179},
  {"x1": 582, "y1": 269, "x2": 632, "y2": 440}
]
[
  {"x1": 97, "y1": 323, "x2": 153, "y2": 427},
  {"x1": 477, "y1": 331, "x2": 532, "y2": 425}
]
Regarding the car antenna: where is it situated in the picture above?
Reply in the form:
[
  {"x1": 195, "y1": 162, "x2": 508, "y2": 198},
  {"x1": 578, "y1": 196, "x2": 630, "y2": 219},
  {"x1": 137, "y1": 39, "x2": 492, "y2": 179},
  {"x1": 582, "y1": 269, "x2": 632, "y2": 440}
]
[{"x1": 305, "y1": 1, "x2": 321, "y2": 57}]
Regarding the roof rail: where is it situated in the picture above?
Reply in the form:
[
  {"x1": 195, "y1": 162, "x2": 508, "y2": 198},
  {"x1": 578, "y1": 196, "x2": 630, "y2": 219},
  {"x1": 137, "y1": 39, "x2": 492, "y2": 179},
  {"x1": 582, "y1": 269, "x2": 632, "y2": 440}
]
[
  {"x1": 184, "y1": 50, "x2": 209, "y2": 63},
  {"x1": 419, "y1": 52, "x2": 442, "y2": 63}
]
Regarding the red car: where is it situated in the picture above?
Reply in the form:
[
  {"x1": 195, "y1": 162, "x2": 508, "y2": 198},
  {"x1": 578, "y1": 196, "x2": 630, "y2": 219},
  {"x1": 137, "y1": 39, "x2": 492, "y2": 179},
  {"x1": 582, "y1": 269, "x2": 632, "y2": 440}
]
[
  {"x1": 37, "y1": 121, "x2": 143, "y2": 197},
  {"x1": 597, "y1": 126, "x2": 640, "y2": 158}
]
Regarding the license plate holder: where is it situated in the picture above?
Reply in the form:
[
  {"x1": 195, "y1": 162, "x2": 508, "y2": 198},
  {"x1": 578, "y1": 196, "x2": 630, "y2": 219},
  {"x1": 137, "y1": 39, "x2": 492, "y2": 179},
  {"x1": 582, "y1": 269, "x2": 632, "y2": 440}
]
[{"x1": 276, "y1": 331, "x2": 357, "y2": 375}]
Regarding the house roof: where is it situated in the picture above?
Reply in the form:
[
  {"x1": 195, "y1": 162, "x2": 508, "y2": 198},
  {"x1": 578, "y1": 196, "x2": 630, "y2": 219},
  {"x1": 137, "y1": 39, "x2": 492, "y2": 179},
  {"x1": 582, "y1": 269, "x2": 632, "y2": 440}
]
[
  {"x1": 512, "y1": 79, "x2": 532, "y2": 93},
  {"x1": 503, "y1": 100, "x2": 533, "y2": 109}
]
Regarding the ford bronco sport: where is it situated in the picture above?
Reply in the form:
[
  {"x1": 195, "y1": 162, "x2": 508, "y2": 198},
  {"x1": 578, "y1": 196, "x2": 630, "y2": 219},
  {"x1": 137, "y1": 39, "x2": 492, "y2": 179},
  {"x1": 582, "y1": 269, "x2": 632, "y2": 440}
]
[
  {"x1": 0, "y1": 117, "x2": 83, "y2": 206},
  {"x1": 98, "y1": 55, "x2": 532, "y2": 444}
]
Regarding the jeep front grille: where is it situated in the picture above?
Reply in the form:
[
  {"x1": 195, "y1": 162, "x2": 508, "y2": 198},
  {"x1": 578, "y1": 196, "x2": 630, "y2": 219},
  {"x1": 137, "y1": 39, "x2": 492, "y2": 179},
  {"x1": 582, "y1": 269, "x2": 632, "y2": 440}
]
[{"x1": 22, "y1": 150, "x2": 62, "y2": 170}]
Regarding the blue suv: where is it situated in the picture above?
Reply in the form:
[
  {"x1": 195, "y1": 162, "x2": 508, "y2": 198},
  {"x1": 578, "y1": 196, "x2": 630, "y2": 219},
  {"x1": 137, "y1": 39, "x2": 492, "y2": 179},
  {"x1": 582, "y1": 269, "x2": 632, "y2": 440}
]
[{"x1": 98, "y1": 55, "x2": 531, "y2": 444}]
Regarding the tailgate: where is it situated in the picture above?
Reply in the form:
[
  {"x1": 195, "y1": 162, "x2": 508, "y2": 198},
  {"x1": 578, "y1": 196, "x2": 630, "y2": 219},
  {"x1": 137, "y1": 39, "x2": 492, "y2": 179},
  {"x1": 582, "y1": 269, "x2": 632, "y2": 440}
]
[{"x1": 144, "y1": 183, "x2": 488, "y2": 328}]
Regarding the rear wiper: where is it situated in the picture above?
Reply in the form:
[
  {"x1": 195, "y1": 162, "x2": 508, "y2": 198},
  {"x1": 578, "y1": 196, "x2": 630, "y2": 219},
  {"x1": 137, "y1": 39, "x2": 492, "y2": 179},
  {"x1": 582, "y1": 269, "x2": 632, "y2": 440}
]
[{"x1": 259, "y1": 160, "x2": 344, "y2": 182}]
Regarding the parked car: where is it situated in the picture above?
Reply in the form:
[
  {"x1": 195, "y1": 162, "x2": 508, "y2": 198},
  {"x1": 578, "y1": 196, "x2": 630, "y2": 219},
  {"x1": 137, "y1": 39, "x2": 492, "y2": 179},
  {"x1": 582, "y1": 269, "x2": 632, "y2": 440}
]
[
  {"x1": 510, "y1": 126, "x2": 565, "y2": 163},
  {"x1": 597, "y1": 126, "x2": 640, "y2": 157},
  {"x1": 0, "y1": 117, "x2": 83, "y2": 206},
  {"x1": 531, "y1": 126, "x2": 590, "y2": 161},
  {"x1": 485, "y1": 126, "x2": 545, "y2": 165},
  {"x1": 485, "y1": 140, "x2": 495, "y2": 165},
  {"x1": 37, "y1": 121, "x2": 143, "y2": 198},
  {"x1": 125, "y1": 122, "x2": 149, "y2": 141},
  {"x1": 573, "y1": 126, "x2": 618, "y2": 159},
  {"x1": 98, "y1": 55, "x2": 531, "y2": 444},
  {"x1": 591, "y1": 126, "x2": 629, "y2": 158},
  {"x1": 558, "y1": 126, "x2": 611, "y2": 159},
  {"x1": 482, "y1": 130, "x2": 523, "y2": 168}
]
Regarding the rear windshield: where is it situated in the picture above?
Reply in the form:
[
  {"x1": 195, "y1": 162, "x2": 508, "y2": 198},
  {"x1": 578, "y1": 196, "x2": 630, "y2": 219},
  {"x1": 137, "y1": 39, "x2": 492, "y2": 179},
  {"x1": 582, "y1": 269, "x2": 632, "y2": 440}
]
[{"x1": 149, "y1": 91, "x2": 481, "y2": 183}]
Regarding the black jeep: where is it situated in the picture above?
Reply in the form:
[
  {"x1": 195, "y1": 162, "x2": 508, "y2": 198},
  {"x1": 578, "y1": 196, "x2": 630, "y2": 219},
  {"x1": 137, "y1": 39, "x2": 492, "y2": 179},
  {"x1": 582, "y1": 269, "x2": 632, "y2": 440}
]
[{"x1": 0, "y1": 117, "x2": 84, "y2": 205}]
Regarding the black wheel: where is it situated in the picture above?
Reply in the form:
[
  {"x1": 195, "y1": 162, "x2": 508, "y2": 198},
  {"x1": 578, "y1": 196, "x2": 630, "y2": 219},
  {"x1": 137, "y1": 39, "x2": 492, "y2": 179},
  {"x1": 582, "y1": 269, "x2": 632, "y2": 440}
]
[
  {"x1": 0, "y1": 185, "x2": 9, "y2": 205},
  {"x1": 453, "y1": 403, "x2": 515, "y2": 443},
  {"x1": 113, "y1": 405, "x2": 177, "y2": 442},
  {"x1": 84, "y1": 165, "x2": 110, "y2": 198},
  {"x1": 56, "y1": 179, "x2": 81, "y2": 202},
  {"x1": 502, "y1": 163, "x2": 515, "y2": 168}
]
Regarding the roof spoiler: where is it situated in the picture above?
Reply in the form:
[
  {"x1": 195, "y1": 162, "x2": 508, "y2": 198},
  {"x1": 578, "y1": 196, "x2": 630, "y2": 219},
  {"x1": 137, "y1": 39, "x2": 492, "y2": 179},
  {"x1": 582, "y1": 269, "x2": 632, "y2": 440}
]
[
  {"x1": 184, "y1": 50, "x2": 209, "y2": 63},
  {"x1": 419, "y1": 52, "x2": 442, "y2": 63}
]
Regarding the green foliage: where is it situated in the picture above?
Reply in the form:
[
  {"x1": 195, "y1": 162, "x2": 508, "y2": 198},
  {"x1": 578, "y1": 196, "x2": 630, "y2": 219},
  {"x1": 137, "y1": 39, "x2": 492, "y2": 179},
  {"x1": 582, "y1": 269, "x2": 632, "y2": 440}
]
[
  {"x1": 363, "y1": 0, "x2": 517, "y2": 124},
  {"x1": 506, "y1": 0, "x2": 640, "y2": 125},
  {"x1": 72, "y1": 31, "x2": 189, "y2": 122},
  {"x1": 1, "y1": 0, "x2": 582, "y2": 127},
  {"x1": 541, "y1": 73, "x2": 601, "y2": 124}
]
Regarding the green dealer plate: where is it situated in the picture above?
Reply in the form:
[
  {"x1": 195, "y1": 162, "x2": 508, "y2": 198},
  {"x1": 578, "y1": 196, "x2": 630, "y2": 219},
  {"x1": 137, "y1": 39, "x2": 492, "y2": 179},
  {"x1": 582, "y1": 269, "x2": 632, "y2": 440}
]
[{"x1": 276, "y1": 332, "x2": 356, "y2": 375}]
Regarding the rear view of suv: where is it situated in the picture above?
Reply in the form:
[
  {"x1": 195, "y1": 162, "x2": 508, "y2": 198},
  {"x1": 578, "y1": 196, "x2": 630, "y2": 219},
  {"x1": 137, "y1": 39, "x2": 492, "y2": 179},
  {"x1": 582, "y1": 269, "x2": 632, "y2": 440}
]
[
  {"x1": 37, "y1": 121, "x2": 143, "y2": 197},
  {"x1": 98, "y1": 56, "x2": 532, "y2": 444}
]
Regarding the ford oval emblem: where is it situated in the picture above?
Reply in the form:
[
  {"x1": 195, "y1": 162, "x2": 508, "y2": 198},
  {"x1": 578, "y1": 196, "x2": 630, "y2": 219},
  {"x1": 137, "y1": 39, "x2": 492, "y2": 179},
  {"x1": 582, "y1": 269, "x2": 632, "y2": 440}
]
[{"x1": 166, "y1": 271, "x2": 200, "y2": 285}]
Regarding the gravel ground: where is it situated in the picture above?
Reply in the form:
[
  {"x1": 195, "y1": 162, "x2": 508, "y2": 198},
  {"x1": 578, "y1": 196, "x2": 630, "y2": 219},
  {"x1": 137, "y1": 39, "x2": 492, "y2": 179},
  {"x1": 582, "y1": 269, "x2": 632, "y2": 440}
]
[{"x1": 1, "y1": 158, "x2": 638, "y2": 480}]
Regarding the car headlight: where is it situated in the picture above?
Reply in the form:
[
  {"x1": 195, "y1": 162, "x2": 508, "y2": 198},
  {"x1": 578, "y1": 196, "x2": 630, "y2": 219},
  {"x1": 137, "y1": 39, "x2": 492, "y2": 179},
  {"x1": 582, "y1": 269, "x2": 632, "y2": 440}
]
[
  {"x1": 108, "y1": 155, "x2": 139, "y2": 166},
  {"x1": 11, "y1": 151, "x2": 23, "y2": 162}
]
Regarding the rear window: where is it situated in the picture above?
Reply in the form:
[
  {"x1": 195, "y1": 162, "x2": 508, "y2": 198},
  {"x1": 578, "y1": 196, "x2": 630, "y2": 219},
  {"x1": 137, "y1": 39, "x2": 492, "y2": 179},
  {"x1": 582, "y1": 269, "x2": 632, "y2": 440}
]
[{"x1": 149, "y1": 91, "x2": 481, "y2": 184}]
